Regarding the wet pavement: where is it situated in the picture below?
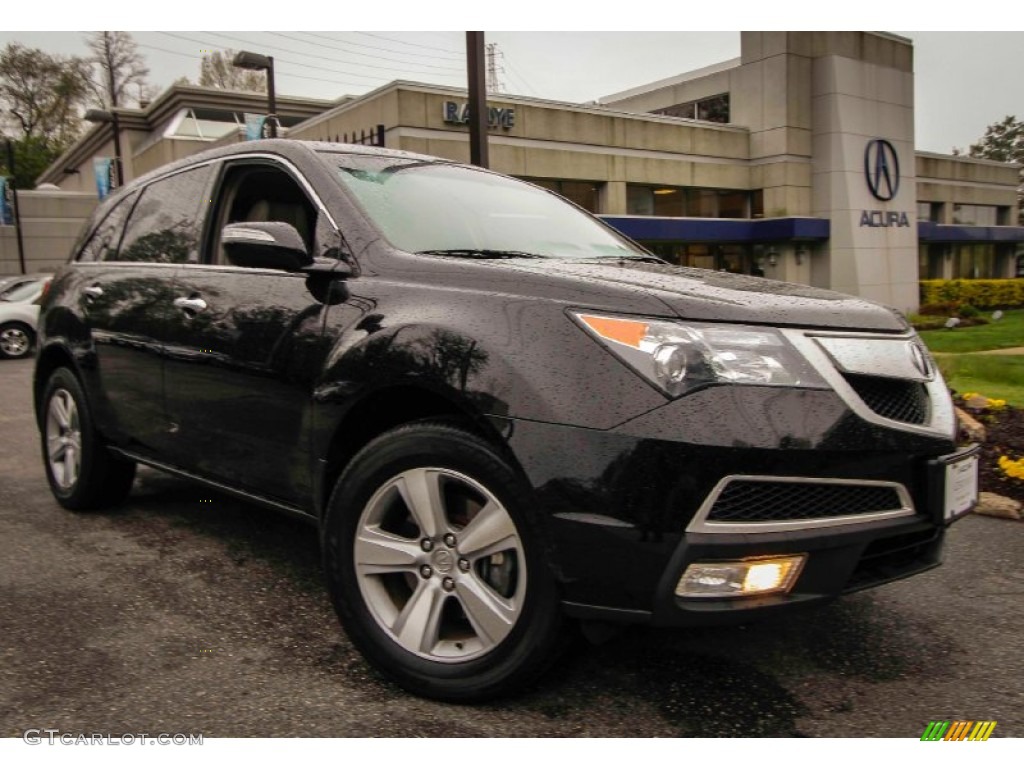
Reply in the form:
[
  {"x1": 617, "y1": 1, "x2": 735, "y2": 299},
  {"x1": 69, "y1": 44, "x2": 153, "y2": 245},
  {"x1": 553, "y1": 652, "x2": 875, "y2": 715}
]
[{"x1": 1, "y1": 358, "x2": 1021, "y2": 737}]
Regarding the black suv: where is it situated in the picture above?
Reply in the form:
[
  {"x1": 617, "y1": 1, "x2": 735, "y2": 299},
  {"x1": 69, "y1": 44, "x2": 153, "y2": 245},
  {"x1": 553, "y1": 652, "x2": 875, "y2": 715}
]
[{"x1": 36, "y1": 140, "x2": 978, "y2": 701}]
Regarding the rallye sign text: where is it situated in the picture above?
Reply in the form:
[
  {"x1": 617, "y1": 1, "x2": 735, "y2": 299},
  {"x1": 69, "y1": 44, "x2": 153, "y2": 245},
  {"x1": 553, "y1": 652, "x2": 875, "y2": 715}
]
[{"x1": 443, "y1": 101, "x2": 516, "y2": 130}]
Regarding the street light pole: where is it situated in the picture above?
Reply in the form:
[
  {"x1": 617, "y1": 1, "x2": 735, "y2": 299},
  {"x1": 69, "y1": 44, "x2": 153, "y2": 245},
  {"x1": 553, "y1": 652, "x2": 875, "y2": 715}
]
[
  {"x1": 4, "y1": 139, "x2": 27, "y2": 275},
  {"x1": 84, "y1": 109, "x2": 125, "y2": 189},
  {"x1": 266, "y1": 56, "x2": 277, "y2": 138},
  {"x1": 110, "y1": 112, "x2": 124, "y2": 187},
  {"x1": 232, "y1": 51, "x2": 278, "y2": 138}
]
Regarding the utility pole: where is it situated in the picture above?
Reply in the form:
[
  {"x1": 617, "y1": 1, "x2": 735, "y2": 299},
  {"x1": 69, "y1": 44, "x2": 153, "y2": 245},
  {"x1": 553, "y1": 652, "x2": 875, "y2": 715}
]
[
  {"x1": 486, "y1": 43, "x2": 505, "y2": 93},
  {"x1": 4, "y1": 140, "x2": 27, "y2": 275},
  {"x1": 466, "y1": 32, "x2": 489, "y2": 168}
]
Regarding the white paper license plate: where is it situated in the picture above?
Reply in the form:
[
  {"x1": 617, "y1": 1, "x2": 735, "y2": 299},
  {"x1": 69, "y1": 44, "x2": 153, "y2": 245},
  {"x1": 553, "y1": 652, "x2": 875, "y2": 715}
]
[{"x1": 944, "y1": 453, "x2": 979, "y2": 521}]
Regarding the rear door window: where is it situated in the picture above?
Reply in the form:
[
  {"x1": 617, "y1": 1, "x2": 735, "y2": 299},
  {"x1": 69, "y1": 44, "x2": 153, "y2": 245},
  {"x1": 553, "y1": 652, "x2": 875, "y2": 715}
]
[{"x1": 115, "y1": 165, "x2": 216, "y2": 263}]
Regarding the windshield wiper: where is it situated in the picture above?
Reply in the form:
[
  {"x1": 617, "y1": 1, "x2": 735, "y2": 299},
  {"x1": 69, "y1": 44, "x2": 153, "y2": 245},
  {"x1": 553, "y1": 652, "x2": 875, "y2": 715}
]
[
  {"x1": 584, "y1": 254, "x2": 666, "y2": 264},
  {"x1": 416, "y1": 248, "x2": 547, "y2": 260}
]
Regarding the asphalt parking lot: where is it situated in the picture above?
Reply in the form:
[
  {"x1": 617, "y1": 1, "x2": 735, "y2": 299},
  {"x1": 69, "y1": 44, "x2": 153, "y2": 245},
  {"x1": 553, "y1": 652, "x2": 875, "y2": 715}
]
[{"x1": 1, "y1": 357, "x2": 1021, "y2": 738}]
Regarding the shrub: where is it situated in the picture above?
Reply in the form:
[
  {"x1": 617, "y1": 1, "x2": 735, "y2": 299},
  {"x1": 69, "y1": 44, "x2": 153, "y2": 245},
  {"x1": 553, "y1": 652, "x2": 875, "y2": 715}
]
[
  {"x1": 920, "y1": 279, "x2": 1024, "y2": 310},
  {"x1": 958, "y1": 303, "x2": 980, "y2": 318},
  {"x1": 918, "y1": 301, "x2": 962, "y2": 316}
]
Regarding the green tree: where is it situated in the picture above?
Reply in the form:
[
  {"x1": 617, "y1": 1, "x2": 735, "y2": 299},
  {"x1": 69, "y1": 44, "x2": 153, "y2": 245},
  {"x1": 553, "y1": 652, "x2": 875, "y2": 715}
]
[
  {"x1": 86, "y1": 31, "x2": 151, "y2": 108},
  {"x1": 963, "y1": 115, "x2": 1024, "y2": 224},
  {"x1": 0, "y1": 43, "x2": 90, "y2": 188},
  {"x1": 198, "y1": 50, "x2": 266, "y2": 93}
]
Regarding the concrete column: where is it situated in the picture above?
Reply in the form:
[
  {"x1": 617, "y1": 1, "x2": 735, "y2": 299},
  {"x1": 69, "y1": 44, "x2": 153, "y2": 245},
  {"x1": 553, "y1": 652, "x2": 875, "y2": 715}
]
[
  {"x1": 599, "y1": 180, "x2": 628, "y2": 215},
  {"x1": 808, "y1": 32, "x2": 919, "y2": 312}
]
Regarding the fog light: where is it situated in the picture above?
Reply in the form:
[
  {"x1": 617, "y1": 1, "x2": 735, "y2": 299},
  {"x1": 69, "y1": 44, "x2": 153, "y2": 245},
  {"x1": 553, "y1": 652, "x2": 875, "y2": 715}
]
[{"x1": 675, "y1": 555, "x2": 805, "y2": 598}]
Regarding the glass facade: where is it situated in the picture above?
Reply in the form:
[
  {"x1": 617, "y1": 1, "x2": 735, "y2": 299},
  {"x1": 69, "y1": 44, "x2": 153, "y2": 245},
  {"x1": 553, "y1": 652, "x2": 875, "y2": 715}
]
[
  {"x1": 169, "y1": 108, "x2": 306, "y2": 140},
  {"x1": 918, "y1": 244, "x2": 946, "y2": 279},
  {"x1": 644, "y1": 242, "x2": 756, "y2": 274},
  {"x1": 626, "y1": 184, "x2": 751, "y2": 218},
  {"x1": 951, "y1": 204, "x2": 1009, "y2": 226},
  {"x1": 918, "y1": 243, "x2": 1017, "y2": 279},
  {"x1": 917, "y1": 201, "x2": 943, "y2": 223},
  {"x1": 652, "y1": 93, "x2": 730, "y2": 123},
  {"x1": 520, "y1": 178, "x2": 602, "y2": 213}
]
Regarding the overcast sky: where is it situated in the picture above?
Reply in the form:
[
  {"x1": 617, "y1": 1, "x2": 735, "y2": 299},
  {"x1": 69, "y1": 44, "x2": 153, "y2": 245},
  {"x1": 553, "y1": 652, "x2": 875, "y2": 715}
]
[{"x1": 2, "y1": 26, "x2": 1022, "y2": 154}]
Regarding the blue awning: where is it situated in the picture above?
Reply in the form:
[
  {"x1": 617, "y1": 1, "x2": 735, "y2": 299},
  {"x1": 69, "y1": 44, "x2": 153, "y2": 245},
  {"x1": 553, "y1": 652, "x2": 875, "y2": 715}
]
[
  {"x1": 600, "y1": 215, "x2": 830, "y2": 242},
  {"x1": 918, "y1": 222, "x2": 1024, "y2": 243}
]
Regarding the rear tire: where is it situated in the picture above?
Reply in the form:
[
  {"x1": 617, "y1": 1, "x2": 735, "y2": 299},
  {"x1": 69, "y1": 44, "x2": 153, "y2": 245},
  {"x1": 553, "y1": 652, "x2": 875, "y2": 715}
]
[
  {"x1": 40, "y1": 367, "x2": 136, "y2": 510},
  {"x1": 322, "y1": 422, "x2": 564, "y2": 702}
]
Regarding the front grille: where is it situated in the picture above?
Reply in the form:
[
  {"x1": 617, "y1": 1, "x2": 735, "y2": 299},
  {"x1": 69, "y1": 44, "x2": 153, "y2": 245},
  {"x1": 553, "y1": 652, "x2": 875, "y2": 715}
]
[
  {"x1": 706, "y1": 480, "x2": 905, "y2": 523},
  {"x1": 843, "y1": 373, "x2": 930, "y2": 425}
]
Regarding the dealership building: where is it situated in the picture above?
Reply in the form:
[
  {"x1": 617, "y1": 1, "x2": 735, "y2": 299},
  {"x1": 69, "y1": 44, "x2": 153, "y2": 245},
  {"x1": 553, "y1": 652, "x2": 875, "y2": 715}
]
[{"x1": 26, "y1": 31, "x2": 1024, "y2": 312}]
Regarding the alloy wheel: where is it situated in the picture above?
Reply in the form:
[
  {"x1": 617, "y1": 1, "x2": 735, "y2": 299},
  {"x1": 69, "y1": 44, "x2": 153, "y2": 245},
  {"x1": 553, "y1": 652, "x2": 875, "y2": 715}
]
[
  {"x1": 0, "y1": 327, "x2": 30, "y2": 358},
  {"x1": 354, "y1": 467, "x2": 526, "y2": 663},
  {"x1": 45, "y1": 389, "x2": 82, "y2": 490}
]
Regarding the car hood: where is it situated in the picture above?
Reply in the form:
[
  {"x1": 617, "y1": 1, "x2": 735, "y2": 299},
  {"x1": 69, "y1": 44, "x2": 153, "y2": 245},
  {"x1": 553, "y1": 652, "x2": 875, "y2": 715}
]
[{"x1": 518, "y1": 260, "x2": 909, "y2": 332}]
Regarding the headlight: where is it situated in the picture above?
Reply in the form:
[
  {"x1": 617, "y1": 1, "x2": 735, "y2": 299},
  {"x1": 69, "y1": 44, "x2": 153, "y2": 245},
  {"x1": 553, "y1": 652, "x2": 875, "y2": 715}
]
[{"x1": 572, "y1": 312, "x2": 826, "y2": 398}]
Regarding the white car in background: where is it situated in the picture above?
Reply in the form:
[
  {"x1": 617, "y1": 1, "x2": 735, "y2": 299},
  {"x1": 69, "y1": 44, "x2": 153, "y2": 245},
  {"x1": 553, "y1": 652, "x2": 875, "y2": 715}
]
[{"x1": 0, "y1": 275, "x2": 51, "y2": 359}]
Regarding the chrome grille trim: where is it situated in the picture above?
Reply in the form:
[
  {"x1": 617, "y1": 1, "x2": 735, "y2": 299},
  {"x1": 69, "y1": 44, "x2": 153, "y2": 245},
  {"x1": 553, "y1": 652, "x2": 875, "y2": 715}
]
[
  {"x1": 687, "y1": 475, "x2": 916, "y2": 535},
  {"x1": 781, "y1": 328, "x2": 956, "y2": 440}
]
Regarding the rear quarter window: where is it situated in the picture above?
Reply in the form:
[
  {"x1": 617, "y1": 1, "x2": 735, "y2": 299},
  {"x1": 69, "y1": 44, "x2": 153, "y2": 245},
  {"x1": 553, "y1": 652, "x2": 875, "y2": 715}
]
[{"x1": 74, "y1": 191, "x2": 138, "y2": 263}]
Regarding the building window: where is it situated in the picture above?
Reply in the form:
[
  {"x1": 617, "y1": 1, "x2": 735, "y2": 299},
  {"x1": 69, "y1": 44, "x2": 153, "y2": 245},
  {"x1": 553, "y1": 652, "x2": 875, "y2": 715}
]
[
  {"x1": 168, "y1": 108, "x2": 306, "y2": 140},
  {"x1": 642, "y1": 242, "x2": 755, "y2": 274},
  {"x1": 918, "y1": 244, "x2": 945, "y2": 279},
  {"x1": 521, "y1": 178, "x2": 601, "y2": 213},
  {"x1": 626, "y1": 184, "x2": 750, "y2": 218},
  {"x1": 751, "y1": 190, "x2": 764, "y2": 219},
  {"x1": 652, "y1": 93, "x2": 730, "y2": 124},
  {"x1": 952, "y1": 204, "x2": 1000, "y2": 226},
  {"x1": 952, "y1": 243, "x2": 997, "y2": 278},
  {"x1": 717, "y1": 190, "x2": 749, "y2": 219},
  {"x1": 917, "y1": 202, "x2": 943, "y2": 223}
]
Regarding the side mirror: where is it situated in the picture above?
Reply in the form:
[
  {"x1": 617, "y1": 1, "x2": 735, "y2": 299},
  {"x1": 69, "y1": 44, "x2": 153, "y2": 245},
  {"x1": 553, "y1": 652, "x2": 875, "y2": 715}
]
[{"x1": 222, "y1": 221, "x2": 313, "y2": 271}]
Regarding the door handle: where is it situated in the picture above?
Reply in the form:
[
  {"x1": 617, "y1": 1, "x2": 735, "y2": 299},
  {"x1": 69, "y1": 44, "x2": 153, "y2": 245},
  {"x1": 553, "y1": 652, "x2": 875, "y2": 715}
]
[
  {"x1": 173, "y1": 296, "x2": 208, "y2": 314},
  {"x1": 83, "y1": 285, "x2": 103, "y2": 302}
]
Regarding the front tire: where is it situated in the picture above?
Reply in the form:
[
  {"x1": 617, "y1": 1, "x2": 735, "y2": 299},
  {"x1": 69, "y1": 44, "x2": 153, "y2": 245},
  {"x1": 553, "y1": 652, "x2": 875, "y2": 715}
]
[
  {"x1": 323, "y1": 422, "x2": 564, "y2": 702},
  {"x1": 0, "y1": 322, "x2": 34, "y2": 359},
  {"x1": 40, "y1": 367, "x2": 136, "y2": 510}
]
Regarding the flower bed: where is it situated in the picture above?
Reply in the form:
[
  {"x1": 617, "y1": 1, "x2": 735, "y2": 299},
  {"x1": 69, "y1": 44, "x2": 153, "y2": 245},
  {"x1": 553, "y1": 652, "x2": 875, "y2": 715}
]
[{"x1": 958, "y1": 395, "x2": 1024, "y2": 506}]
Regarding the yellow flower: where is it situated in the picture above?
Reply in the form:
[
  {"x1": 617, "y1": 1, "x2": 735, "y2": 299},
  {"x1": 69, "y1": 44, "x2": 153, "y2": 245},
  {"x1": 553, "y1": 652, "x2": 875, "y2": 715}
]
[{"x1": 998, "y1": 455, "x2": 1024, "y2": 480}]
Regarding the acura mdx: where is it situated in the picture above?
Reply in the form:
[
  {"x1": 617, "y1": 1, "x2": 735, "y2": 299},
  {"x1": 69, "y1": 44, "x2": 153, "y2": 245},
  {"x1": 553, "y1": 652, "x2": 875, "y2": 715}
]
[{"x1": 35, "y1": 140, "x2": 978, "y2": 701}]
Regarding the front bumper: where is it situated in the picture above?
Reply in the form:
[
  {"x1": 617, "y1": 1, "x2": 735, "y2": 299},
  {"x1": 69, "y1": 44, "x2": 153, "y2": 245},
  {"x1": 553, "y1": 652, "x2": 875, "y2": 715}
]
[{"x1": 501, "y1": 394, "x2": 972, "y2": 627}]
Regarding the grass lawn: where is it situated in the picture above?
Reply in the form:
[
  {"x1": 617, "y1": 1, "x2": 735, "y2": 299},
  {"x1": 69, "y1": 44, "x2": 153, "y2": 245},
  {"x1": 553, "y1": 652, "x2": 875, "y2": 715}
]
[
  {"x1": 918, "y1": 309, "x2": 1024, "y2": 354},
  {"x1": 936, "y1": 355, "x2": 1024, "y2": 406}
]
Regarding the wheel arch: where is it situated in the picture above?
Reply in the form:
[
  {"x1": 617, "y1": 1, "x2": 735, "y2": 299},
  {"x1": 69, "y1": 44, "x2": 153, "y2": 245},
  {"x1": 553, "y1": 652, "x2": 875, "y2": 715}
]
[
  {"x1": 34, "y1": 343, "x2": 80, "y2": 426},
  {"x1": 314, "y1": 383, "x2": 520, "y2": 521}
]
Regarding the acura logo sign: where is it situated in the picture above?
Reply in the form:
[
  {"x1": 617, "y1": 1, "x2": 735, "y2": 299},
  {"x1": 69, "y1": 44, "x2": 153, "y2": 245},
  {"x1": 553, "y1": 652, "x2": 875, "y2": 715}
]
[{"x1": 864, "y1": 139, "x2": 900, "y2": 201}]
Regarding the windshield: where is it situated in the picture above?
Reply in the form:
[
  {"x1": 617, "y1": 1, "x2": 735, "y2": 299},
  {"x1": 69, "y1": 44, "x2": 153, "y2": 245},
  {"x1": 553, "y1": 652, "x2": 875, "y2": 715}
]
[
  {"x1": 322, "y1": 153, "x2": 651, "y2": 261},
  {"x1": 0, "y1": 280, "x2": 43, "y2": 302}
]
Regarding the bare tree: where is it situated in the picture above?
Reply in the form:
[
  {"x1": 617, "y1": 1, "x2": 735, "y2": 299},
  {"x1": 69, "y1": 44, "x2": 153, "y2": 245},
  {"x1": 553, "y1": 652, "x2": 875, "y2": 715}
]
[
  {"x1": 87, "y1": 31, "x2": 150, "y2": 108},
  {"x1": 198, "y1": 50, "x2": 266, "y2": 93}
]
